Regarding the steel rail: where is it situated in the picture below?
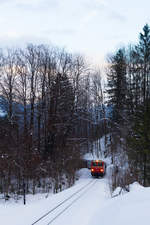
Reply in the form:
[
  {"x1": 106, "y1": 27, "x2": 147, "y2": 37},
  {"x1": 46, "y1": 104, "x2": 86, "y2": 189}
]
[
  {"x1": 46, "y1": 179, "x2": 97, "y2": 225},
  {"x1": 31, "y1": 179, "x2": 95, "y2": 225}
]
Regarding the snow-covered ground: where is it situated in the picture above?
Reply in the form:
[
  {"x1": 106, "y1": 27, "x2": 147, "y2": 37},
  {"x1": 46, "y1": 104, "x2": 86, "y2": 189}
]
[
  {"x1": 0, "y1": 168, "x2": 108, "y2": 225},
  {"x1": 1, "y1": 168, "x2": 150, "y2": 225},
  {"x1": 92, "y1": 182, "x2": 150, "y2": 225},
  {"x1": 1, "y1": 135, "x2": 150, "y2": 225}
]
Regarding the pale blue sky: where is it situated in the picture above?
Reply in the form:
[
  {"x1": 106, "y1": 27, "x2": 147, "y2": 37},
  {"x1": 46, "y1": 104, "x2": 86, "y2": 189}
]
[{"x1": 0, "y1": 0, "x2": 150, "y2": 65}]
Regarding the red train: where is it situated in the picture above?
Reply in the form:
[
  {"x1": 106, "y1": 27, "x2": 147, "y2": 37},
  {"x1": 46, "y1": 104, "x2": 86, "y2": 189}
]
[{"x1": 91, "y1": 160, "x2": 106, "y2": 177}]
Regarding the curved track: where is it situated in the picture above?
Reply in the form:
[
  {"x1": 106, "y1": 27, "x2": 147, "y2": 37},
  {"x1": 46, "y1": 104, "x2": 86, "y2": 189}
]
[{"x1": 31, "y1": 179, "x2": 97, "y2": 225}]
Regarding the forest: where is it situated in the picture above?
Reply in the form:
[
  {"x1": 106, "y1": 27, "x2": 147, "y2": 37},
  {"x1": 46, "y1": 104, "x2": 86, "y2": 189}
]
[
  {"x1": 0, "y1": 23, "x2": 150, "y2": 203},
  {"x1": 106, "y1": 24, "x2": 150, "y2": 191},
  {"x1": 0, "y1": 44, "x2": 105, "y2": 203}
]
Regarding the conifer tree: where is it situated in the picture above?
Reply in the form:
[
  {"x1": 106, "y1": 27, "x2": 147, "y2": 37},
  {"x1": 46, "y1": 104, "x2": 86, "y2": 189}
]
[
  {"x1": 127, "y1": 24, "x2": 150, "y2": 186},
  {"x1": 107, "y1": 48, "x2": 127, "y2": 124}
]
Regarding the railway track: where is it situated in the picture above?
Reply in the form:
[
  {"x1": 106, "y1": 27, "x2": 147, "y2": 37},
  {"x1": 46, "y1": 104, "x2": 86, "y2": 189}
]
[{"x1": 31, "y1": 179, "x2": 97, "y2": 225}]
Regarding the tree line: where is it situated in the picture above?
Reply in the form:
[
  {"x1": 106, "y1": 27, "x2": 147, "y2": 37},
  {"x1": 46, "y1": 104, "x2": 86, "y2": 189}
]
[
  {"x1": 0, "y1": 44, "x2": 105, "y2": 203},
  {"x1": 106, "y1": 24, "x2": 150, "y2": 191}
]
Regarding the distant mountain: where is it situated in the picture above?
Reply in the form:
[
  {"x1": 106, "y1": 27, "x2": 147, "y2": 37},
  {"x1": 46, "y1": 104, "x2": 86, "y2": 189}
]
[
  {"x1": 0, "y1": 96, "x2": 36, "y2": 130},
  {"x1": 0, "y1": 96, "x2": 7, "y2": 117},
  {"x1": 0, "y1": 96, "x2": 24, "y2": 119},
  {"x1": 0, "y1": 109, "x2": 7, "y2": 117}
]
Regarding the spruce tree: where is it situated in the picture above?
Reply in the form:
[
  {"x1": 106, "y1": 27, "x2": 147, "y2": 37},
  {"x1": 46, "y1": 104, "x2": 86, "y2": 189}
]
[
  {"x1": 127, "y1": 24, "x2": 150, "y2": 186},
  {"x1": 138, "y1": 24, "x2": 150, "y2": 105},
  {"x1": 107, "y1": 48, "x2": 127, "y2": 124}
]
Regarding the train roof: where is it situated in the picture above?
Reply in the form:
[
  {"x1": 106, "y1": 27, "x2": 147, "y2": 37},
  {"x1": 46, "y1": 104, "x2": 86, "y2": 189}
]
[{"x1": 91, "y1": 160, "x2": 104, "y2": 162}]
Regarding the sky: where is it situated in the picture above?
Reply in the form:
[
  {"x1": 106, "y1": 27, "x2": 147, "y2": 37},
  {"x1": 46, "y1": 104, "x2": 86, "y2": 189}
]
[{"x1": 0, "y1": 0, "x2": 150, "y2": 66}]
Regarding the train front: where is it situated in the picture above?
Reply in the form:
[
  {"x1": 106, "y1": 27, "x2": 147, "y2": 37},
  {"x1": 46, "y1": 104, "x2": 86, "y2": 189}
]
[{"x1": 91, "y1": 160, "x2": 106, "y2": 177}]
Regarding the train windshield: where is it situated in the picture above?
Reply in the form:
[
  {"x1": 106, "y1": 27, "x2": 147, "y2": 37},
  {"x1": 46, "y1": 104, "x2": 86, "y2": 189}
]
[{"x1": 92, "y1": 162, "x2": 103, "y2": 167}]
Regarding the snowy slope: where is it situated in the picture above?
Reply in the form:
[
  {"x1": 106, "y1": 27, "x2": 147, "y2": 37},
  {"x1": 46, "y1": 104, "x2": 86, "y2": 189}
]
[
  {"x1": 0, "y1": 169, "x2": 108, "y2": 225},
  {"x1": 0, "y1": 135, "x2": 149, "y2": 225},
  {"x1": 50, "y1": 171, "x2": 109, "y2": 225},
  {"x1": 91, "y1": 182, "x2": 150, "y2": 225},
  {"x1": 1, "y1": 169, "x2": 150, "y2": 225}
]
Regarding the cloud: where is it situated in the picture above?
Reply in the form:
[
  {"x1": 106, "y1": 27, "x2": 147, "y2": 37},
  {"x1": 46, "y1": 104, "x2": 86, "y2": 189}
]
[
  {"x1": 109, "y1": 10, "x2": 126, "y2": 22},
  {"x1": 0, "y1": 0, "x2": 59, "y2": 11},
  {"x1": 0, "y1": 33, "x2": 53, "y2": 49},
  {"x1": 43, "y1": 28, "x2": 76, "y2": 36},
  {"x1": 79, "y1": 0, "x2": 126, "y2": 26},
  {"x1": 82, "y1": 0, "x2": 107, "y2": 12},
  {"x1": 82, "y1": 10, "x2": 98, "y2": 24},
  {"x1": 16, "y1": 0, "x2": 58, "y2": 9}
]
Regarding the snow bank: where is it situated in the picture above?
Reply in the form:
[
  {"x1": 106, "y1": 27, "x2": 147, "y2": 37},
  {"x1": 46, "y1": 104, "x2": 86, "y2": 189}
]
[
  {"x1": 1, "y1": 167, "x2": 150, "y2": 225},
  {"x1": 91, "y1": 182, "x2": 150, "y2": 225},
  {"x1": 0, "y1": 168, "x2": 93, "y2": 225},
  {"x1": 76, "y1": 168, "x2": 91, "y2": 179}
]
